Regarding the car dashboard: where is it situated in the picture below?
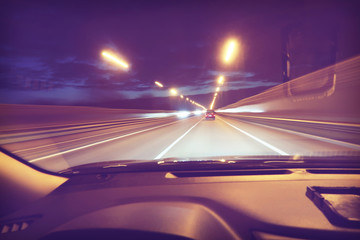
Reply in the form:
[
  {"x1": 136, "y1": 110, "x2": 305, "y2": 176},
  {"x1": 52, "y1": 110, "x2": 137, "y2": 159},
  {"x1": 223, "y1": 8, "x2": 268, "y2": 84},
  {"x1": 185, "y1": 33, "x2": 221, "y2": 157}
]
[{"x1": 1, "y1": 159, "x2": 360, "y2": 240}]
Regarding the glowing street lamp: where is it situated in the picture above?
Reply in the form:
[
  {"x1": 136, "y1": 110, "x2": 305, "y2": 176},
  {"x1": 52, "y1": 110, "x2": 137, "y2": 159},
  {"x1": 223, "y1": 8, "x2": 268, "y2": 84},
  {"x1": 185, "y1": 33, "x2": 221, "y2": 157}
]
[
  {"x1": 180, "y1": 95, "x2": 184, "y2": 99},
  {"x1": 101, "y1": 50, "x2": 129, "y2": 70},
  {"x1": 210, "y1": 95, "x2": 216, "y2": 110},
  {"x1": 216, "y1": 87, "x2": 220, "y2": 92},
  {"x1": 222, "y1": 38, "x2": 238, "y2": 64},
  {"x1": 217, "y1": 75, "x2": 225, "y2": 85},
  {"x1": 169, "y1": 88, "x2": 178, "y2": 96},
  {"x1": 154, "y1": 81, "x2": 163, "y2": 88}
]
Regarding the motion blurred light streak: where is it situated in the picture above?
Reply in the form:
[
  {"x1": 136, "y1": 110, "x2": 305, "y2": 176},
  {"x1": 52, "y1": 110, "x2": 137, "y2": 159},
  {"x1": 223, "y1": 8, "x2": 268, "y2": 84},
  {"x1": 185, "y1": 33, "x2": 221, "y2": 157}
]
[
  {"x1": 240, "y1": 118, "x2": 360, "y2": 151},
  {"x1": 218, "y1": 106, "x2": 264, "y2": 113},
  {"x1": 210, "y1": 95, "x2": 217, "y2": 110},
  {"x1": 220, "y1": 114, "x2": 360, "y2": 127},
  {"x1": 29, "y1": 119, "x2": 185, "y2": 163},
  {"x1": 154, "y1": 81, "x2": 163, "y2": 88},
  {"x1": 218, "y1": 76, "x2": 225, "y2": 85},
  {"x1": 176, "y1": 111, "x2": 191, "y2": 118},
  {"x1": 223, "y1": 39, "x2": 237, "y2": 63},
  {"x1": 193, "y1": 110, "x2": 202, "y2": 115},
  {"x1": 170, "y1": 88, "x2": 178, "y2": 96},
  {"x1": 101, "y1": 50, "x2": 129, "y2": 70},
  {"x1": 220, "y1": 55, "x2": 360, "y2": 114}
]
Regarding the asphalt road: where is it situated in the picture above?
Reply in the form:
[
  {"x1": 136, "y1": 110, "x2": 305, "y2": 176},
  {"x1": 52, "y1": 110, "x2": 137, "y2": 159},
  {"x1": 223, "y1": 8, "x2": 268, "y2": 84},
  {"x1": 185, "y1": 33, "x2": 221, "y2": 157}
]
[{"x1": 2, "y1": 114, "x2": 359, "y2": 172}]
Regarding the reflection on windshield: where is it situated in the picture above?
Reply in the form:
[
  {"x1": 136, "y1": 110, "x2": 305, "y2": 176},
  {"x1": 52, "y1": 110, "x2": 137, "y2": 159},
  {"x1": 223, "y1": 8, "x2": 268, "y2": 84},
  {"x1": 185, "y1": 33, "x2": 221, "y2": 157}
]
[{"x1": 0, "y1": 1, "x2": 359, "y2": 172}]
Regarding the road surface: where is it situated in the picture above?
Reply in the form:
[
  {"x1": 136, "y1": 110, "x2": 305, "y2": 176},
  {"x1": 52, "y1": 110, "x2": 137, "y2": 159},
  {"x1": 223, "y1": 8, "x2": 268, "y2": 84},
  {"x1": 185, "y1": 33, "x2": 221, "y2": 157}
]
[{"x1": 2, "y1": 114, "x2": 359, "y2": 172}]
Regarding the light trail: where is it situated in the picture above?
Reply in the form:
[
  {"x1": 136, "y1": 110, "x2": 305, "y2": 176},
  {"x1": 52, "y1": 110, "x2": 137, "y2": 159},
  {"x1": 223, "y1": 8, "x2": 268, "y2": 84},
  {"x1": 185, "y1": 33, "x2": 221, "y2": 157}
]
[
  {"x1": 238, "y1": 118, "x2": 360, "y2": 151},
  {"x1": 170, "y1": 88, "x2": 178, "y2": 95},
  {"x1": 224, "y1": 39, "x2": 237, "y2": 63},
  {"x1": 28, "y1": 119, "x2": 189, "y2": 163},
  {"x1": 210, "y1": 95, "x2": 217, "y2": 110},
  {"x1": 11, "y1": 118, "x2": 172, "y2": 153},
  {"x1": 155, "y1": 81, "x2": 163, "y2": 88},
  {"x1": 225, "y1": 115, "x2": 360, "y2": 128},
  {"x1": 101, "y1": 50, "x2": 129, "y2": 70},
  {"x1": 218, "y1": 76, "x2": 225, "y2": 85}
]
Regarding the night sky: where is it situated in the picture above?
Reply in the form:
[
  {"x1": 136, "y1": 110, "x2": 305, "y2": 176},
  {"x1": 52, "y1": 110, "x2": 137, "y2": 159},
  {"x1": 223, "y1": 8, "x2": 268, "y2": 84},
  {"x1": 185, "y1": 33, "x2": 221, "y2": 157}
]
[{"x1": 1, "y1": 0, "x2": 359, "y2": 110}]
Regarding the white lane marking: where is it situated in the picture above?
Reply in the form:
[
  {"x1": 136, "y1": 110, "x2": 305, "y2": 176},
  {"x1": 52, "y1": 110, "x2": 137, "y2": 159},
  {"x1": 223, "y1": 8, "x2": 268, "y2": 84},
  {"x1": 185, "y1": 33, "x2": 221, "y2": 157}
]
[
  {"x1": 154, "y1": 119, "x2": 203, "y2": 159},
  {"x1": 219, "y1": 117, "x2": 289, "y2": 156},
  {"x1": 14, "y1": 119, "x2": 170, "y2": 153},
  {"x1": 240, "y1": 119, "x2": 360, "y2": 151},
  {"x1": 1, "y1": 118, "x2": 158, "y2": 139},
  {"x1": 29, "y1": 119, "x2": 188, "y2": 163},
  {"x1": 222, "y1": 114, "x2": 360, "y2": 127}
]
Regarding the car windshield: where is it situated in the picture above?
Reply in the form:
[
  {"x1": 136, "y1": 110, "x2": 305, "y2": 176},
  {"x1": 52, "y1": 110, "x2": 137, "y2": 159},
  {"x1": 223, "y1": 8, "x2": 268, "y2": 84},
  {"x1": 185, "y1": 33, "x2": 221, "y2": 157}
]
[{"x1": 1, "y1": 0, "x2": 359, "y2": 173}]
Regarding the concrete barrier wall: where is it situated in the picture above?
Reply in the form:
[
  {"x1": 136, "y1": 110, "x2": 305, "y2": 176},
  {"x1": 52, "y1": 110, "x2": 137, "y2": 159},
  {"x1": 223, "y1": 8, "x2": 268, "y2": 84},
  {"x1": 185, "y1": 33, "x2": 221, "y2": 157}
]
[{"x1": 219, "y1": 55, "x2": 360, "y2": 124}]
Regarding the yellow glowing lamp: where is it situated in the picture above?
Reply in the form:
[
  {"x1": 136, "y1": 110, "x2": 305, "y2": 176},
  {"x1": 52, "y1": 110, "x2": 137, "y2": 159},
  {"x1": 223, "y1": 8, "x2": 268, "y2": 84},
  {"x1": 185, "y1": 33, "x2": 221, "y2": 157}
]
[{"x1": 101, "y1": 50, "x2": 129, "y2": 70}]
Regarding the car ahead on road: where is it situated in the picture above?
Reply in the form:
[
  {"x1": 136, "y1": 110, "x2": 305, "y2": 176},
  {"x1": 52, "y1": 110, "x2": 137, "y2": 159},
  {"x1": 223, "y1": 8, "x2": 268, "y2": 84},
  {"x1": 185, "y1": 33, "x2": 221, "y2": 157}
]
[{"x1": 205, "y1": 110, "x2": 215, "y2": 120}]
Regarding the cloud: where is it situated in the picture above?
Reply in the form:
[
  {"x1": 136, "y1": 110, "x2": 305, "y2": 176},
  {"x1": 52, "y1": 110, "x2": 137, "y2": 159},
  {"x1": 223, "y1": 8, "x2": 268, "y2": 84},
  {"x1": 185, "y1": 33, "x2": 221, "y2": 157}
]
[
  {"x1": 0, "y1": 87, "x2": 88, "y2": 104},
  {"x1": 207, "y1": 70, "x2": 255, "y2": 78},
  {"x1": 57, "y1": 56, "x2": 119, "y2": 72},
  {"x1": 226, "y1": 79, "x2": 278, "y2": 90},
  {"x1": 175, "y1": 78, "x2": 278, "y2": 96},
  {"x1": 0, "y1": 54, "x2": 137, "y2": 91},
  {"x1": 0, "y1": 53, "x2": 278, "y2": 106},
  {"x1": 178, "y1": 64, "x2": 206, "y2": 69},
  {"x1": 0, "y1": 56, "x2": 54, "y2": 88}
]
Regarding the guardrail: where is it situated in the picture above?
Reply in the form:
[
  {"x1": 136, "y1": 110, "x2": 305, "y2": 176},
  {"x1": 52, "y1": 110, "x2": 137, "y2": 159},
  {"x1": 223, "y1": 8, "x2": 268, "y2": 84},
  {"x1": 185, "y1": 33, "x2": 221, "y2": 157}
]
[
  {"x1": 219, "y1": 55, "x2": 360, "y2": 125},
  {"x1": 218, "y1": 55, "x2": 360, "y2": 148}
]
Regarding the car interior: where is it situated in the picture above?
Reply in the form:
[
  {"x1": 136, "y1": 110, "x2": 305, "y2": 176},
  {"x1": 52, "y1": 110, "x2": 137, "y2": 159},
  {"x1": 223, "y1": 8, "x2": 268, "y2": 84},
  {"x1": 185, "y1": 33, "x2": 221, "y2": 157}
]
[{"x1": 1, "y1": 149, "x2": 360, "y2": 240}]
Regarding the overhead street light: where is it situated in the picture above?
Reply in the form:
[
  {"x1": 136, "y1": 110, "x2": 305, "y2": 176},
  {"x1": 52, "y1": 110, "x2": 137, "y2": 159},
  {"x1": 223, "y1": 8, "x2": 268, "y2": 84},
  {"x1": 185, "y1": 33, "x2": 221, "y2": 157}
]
[
  {"x1": 154, "y1": 81, "x2": 163, "y2": 88},
  {"x1": 218, "y1": 75, "x2": 225, "y2": 85},
  {"x1": 169, "y1": 88, "x2": 178, "y2": 96},
  {"x1": 210, "y1": 95, "x2": 216, "y2": 110},
  {"x1": 223, "y1": 38, "x2": 238, "y2": 64},
  {"x1": 101, "y1": 50, "x2": 130, "y2": 70},
  {"x1": 152, "y1": 83, "x2": 206, "y2": 110}
]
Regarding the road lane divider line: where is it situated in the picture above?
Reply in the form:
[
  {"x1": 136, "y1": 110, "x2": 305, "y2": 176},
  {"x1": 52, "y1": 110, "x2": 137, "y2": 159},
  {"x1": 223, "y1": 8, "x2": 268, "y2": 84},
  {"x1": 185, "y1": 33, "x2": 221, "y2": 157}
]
[
  {"x1": 1, "y1": 117, "x2": 166, "y2": 138},
  {"x1": 154, "y1": 119, "x2": 203, "y2": 160},
  {"x1": 220, "y1": 114, "x2": 360, "y2": 128},
  {"x1": 28, "y1": 118, "x2": 194, "y2": 163},
  {"x1": 239, "y1": 119, "x2": 360, "y2": 151},
  {"x1": 13, "y1": 119, "x2": 175, "y2": 153},
  {"x1": 1, "y1": 118, "x2": 140, "y2": 132},
  {"x1": 219, "y1": 117, "x2": 289, "y2": 156}
]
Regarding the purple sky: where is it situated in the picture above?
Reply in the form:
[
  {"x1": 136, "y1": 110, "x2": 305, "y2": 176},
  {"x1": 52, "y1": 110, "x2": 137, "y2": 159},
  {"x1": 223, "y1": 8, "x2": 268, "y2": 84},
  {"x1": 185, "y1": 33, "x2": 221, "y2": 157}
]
[{"x1": 1, "y1": 0, "x2": 359, "y2": 110}]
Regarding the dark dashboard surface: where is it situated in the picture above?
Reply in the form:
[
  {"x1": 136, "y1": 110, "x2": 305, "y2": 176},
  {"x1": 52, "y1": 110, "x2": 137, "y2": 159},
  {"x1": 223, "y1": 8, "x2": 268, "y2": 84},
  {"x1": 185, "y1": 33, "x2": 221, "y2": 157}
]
[{"x1": 1, "y1": 164, "x2": 360, "y2": 240}]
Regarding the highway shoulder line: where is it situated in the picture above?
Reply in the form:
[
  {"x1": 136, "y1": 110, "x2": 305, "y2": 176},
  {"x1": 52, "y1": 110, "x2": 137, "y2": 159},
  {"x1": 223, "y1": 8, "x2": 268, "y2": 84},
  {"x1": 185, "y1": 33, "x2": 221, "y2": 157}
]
[
  {"x1": 29, "y1": 118, "x2": 190, "y2": 163},
  {"x1": 221, "y1": 114, "x2": 360, "y2": 128},
  {"x1": 154, "y1": 118, "x2": 203, "y2": 159},
  {"x1": 14, "y1": 119, "x2": 171, "y2": 154},
  {"x1": 219, "y1": 117, "x2": 289, "y2": 156},
  {"x1": 239, "y1": 119, "x2": 360, "y2": 151}
]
